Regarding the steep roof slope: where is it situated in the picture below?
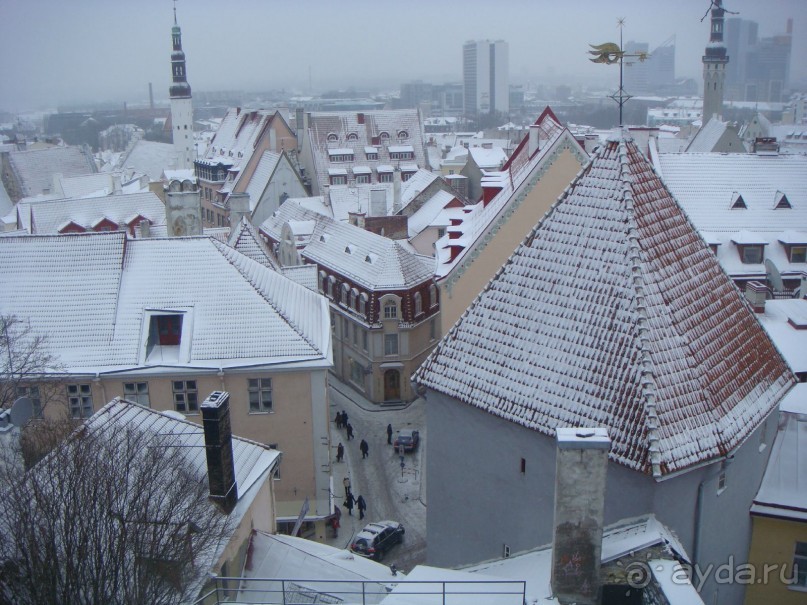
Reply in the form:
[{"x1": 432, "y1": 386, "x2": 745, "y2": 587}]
[
  {"x1": 8, "y1": 146, "x2": 96, "y2": 198},
  {"x1": 416, "y1": 134, "x2": 793, "y2": 477}
]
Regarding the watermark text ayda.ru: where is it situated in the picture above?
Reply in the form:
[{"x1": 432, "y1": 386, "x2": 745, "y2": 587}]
[{"x1": 625, "y1": 556, "x2": 800, "y2": 591}]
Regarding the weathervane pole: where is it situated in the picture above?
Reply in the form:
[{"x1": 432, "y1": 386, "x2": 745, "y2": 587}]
[{"x1": 588, "y1": 19, "x2": 648, "y2": 128}]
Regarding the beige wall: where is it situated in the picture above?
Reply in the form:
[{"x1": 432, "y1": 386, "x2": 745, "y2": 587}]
[
  {"x1": 438, "y1": 148, "x2": 583, "y2": 334},
  {"x1": 56, "y1": 367, "x2": 326, "y2": 514},
  {"x1": 745, "y1": 516, "x2": 807, "y2": 605}
]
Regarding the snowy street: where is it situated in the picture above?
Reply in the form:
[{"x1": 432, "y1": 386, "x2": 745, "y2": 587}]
[{"x1": 325, "y1": 376, "x2": 427, "y2": 573}]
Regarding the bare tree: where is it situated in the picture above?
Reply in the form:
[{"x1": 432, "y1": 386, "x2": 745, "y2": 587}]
[
  {"x1": 0, "y1": 415, "x2": 234, "y2": 605},
  {"x1": 0, "y1": 314, "x2": 64, "y2": 417}
]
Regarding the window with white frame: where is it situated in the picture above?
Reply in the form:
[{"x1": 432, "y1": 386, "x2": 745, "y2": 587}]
[
  {"x1": 378, "y1": 171, "x2": 393, "y2": 183},
  {"x1": 739, "y1": 245, "x2": 764, "y2": 264},
  {"x1": 414, "y1": 292, "x2": 423, "y2": 316},
  {"x1": 356, "y1": 174, "x2": 370, "y2": 184},
  {"x1": 16, "y1": 385, "x2": 42, "y2": 418},
  {"x1": 67, "y1": 384, "x2": 93, "y2": 419},
  {"x1": 330, "y1": 175, "x2": 346, "y2": 186},
  {"x1": 384, "y1": 333, "x2": 399, "y2": 355},
  {"x1": 173, "y1": 380, "x2": 198, "y2": 413},
  {"x1": 383, "y1": 299, "x2": 398, "y2": 319},
  {"x1": 359, "y1": 294, "x2": 368, "y2": 316},
  {"x1": 248, "y1": 378, "x2": 273, "y2": 413},
  {"x1": 790, "y1": 245, "x2": 806, "y2": 263},
  {"x1": 123, "y1": 382, "x2": 150, "y2": 407},
  {"x1": 794, "y1": 542, "x2": 807, "y2": 588},
  {"x1": 429, "y1": 284, "x2": 438, "y2": 308}
]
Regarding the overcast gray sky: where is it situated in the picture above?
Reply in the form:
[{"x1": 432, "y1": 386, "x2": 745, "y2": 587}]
[{"x1": 0, "y1": 0, "x2": 804, "y2": 111}]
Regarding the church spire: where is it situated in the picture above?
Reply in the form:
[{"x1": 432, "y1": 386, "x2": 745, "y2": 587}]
[
  {"x1": 169, "y1": 4, "x2": 191, "y2": 100},
  {"x1": 169, "y1": 3, "x2": 194, "y2": 169},
  {"x1": 702, "y1": 0, "x2": 729, "y2": 121}
]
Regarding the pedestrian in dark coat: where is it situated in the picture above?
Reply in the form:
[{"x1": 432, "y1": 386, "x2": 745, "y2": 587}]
[
  {"x1": 357, "y1": 494, "x2": 367, "y2": 520},
  {"x1": 386, "y1": 423, "x2": 393, "y2": 445},
  {"x1": 360, "y1": 439, "x2": 369, "y2": 459},
  {"x1": 335, "y1": 411, "x2": 342, "y2": 429},
  {"x1": 342, "y1": 410, "x2": 349, "y2": 427},
  {"x1": 344, "y1": 491, "x2": 355, "y2": 516},
  {"x1": 336, "y1": 442, "x2": 344, "y2": 462},
  {"x1": 346, "y1": 423, "x2": 354, "y2": 441}
]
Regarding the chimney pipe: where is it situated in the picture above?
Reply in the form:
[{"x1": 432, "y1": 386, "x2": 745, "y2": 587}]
[
  {"x1": 201, "y1": 391, "x2": 238, "y2": 514},
  {"x1": 744, "y1": 280, "x2": 768, "y2": 313},
  {"x1": 551, "y1": 427, "x2": 610, "y2": 605},
  {"x1": 393, "y1": 168, "x2": 402, "y2": 214},
  {"x1": 528, "y1": 124, "x2": 541, "y2": 157},
  {"x1": 139, "y1": 219, "x2": 151, "y2": 238}
]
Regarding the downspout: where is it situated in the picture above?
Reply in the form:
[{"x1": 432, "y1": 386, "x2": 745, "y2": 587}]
[{"x1": 95, "y1": 372, "x2": 107, "y2": 406}]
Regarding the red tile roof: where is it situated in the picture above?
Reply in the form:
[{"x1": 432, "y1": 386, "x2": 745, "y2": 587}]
[{"x1": 416, "y1": 134, "x2": 794, "y2": 477}]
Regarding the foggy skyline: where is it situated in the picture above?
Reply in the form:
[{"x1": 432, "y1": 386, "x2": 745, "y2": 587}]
[{"x1": 0, "y1": 0, "x2": 804, "y2": 112}]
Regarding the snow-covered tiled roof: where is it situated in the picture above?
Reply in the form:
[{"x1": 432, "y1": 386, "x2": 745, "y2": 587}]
[
  {"x1": 755, "y1": 299, "x2": 807, "y2": 375},
  {"x1": 8, "y1": 146, "x2": 96, "y2": 198},
  {"x1": 227, "y1": 216, "x2": 280, "y2": 270},
  {"x1": 751, "y1": 385, "x2": 807, "y2": 521},
  {"x1": 417, "y1": 134, "x2": 794, "y2": 477},
  {"x1": 260, "y1": 200, "x2": 433, "y2": 290},
  {"x1": 685, "y1": 117, "x2": 733, "y2": 152},
  {"x1": 407, "y1": 190, "x2": 461, "y2": 237},
  {"x1": 17, "y1": 192, "x2": 166, "y2": 234},
  {"x1": 654, "y1": 152, "x2": 807, "y2": 278},
  {"x1": 306, "y1": 109, "x2": 428, "y2": 193},
  {"x1": 120, "y1": 140, "x2": 181, "y2": 182},
  {"x1": 434, "y1": 108, "x2": 582, "y2": 279},
  {"x1": 201, "y1": 109, "x2": 279, "y2": 173},
  {"x1": 468, "y1": 147, "x2": 508, "y2": 169},
  {"x1": 0, "y1": 232, "x2": 331, "y2": 374}
]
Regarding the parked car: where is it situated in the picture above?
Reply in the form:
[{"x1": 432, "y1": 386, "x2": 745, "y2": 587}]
[
  {"x1": 394, "y1": 429, "x2": 420, "y2": 452},
  {"x1": 349, "y1": 520, "x2": 405, "y2": 561}
]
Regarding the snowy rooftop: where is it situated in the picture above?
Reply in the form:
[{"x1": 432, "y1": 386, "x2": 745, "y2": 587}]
[
  {"x1": 752, "y1": 384, "x2": 807, "y2": 522},
  {"x1": 654, "y1": 152, "x2": 807, "y2": 278},
  {"x1": 434, "y1": 108, "x2": 583, "y2": 279},
  {"x1": 685, "y1": 117, "x2": 737, "y2": 153},
  {"x1": 306, "y1": 109, "x2": 428, "y2": 193},
  {"x1": 238, "y1": 151, "x2": 283, "y2": 211},
  {"x1": 755, "y1": 299, "x2": 807, "y2": 375},
  {"x1": 0, "y1": 232, "x2": 331, "y2": 375},
  {"x1": 201, "y1": 109, "x2": 284, "y2": 173},
  {"x1": 227, "y1": 216, "x2": 280, "y2": 270},
  {"x1": 15, "y1": 191, "x2": 166, "y2": 234},
  {"x1": 407, "y1": 190, "x2": 462, "y2": 238},
  {"x1": 120, "y1": 140, "x2": 182, "y2": 182},
  {"x1": 7, "y1": 146, "x2": 97, "y2": 198},
  {"x1": 468, "y1": 147, "x2": 508, "y2": 169},
  {"x1": 418, "y1": 134, "x2": 793, "y2": 477},
  {"x1": 260, "y1": 200, "x2": 434, "y2": 290}
]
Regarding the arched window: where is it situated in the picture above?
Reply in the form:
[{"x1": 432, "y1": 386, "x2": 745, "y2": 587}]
[
  {"x1": 327, "y1": 132, "x2": 338, "y2": 143},
  {"x1": 319, "y1": 270, "x2": 327, "y2": 293},
  {"x1": 327, "y1": 275, "x2": 336, "y2": 299},
  {"x1": 359, "y1": 293, "x2": 368, "y2": 316},
  {"x1": 414, "y1": 292, "x2": 423, "y2": 316},
  {"x1": 346, "y1": 132, "x2": 358, "y2": 141},
  {"x1": 341, "y1": 283, "x2": 350, "y2": 305},
  {"x1": 429, "y1": 284, "x2": 438, "y2": 308},
  {"x1": 397, "y1": 130, "x2": 409, "y2": 141},
  {"x1": 383, "y1": 299, "x2": 398, "y2": 319}
]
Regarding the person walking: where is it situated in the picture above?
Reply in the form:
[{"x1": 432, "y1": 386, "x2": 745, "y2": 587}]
[
  {"x1": 360, "y1": 439, "x2": 369, "y2": 459},
  {"x1": 386, "y1": 423, "x2": 393, "y2": 445},
  {"x1": 344, "y1": 491, "x2": 355, "y2": 516},
  {"x1": 341, "y1": 410, "x2": 349, "y2": 427},
  {"x1": 335, "y1": 411, "x2": 343, "y2": 429},
  {"x1": 357, "y1": 494, "x2": 367, "y2": 520},
  {"x1": 336, "y1": 442, "x2": 344, "y2": 462},
  {"x1": 343, "y1": 476, "x2": 351, "y2": 498},
  {"x1": 346, "y1": 423, "x2": 354, "y2": 441}
]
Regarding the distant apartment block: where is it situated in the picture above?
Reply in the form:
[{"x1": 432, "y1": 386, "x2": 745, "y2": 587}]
[{"x1": 463, "y1": 40, "x2": 509, "y2": 117}]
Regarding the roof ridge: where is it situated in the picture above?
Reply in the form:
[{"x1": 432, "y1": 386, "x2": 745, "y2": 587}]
[
  {"x1": 210, "y1": 238, "x2": 323, "y2": 355},
  {"x1": 619, "y1": 137, "x2": 662, "y2": 478}
]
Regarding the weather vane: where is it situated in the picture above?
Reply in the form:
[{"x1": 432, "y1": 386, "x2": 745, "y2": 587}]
[{"x1": 588, "y1": 19, "x2": 648, "y2": 127}]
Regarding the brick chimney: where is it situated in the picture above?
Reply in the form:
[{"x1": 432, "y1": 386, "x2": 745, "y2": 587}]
[
  {"x1": 201, "y1": 391, "x2": 238, "y2": 514},
  {"x1": 744, "y1": 281, "x2": 768, "y2": 313},
  {"x1": 551, "y1": 427, "x2": 610, "y2": 605}
]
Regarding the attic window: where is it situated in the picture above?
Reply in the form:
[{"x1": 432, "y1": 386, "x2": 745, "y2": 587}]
[
  {"x1": 347, "y1": 133, "x2": 358, "y2": 141},
  {"x1": 731, "y1": 193, "x2": 747, "y2": 209},
  {"x1": 397, "y1": 130, "x2": 409, "y2": 141},
  {"x1": 327, "y1": 133, "x2": 338, "y2": 142},
  {"x1": 154, "y1": 315, "x2": 182, "y2": 346},
  {"x1": 738, "y1": 245, "x2": 764, "y2": 264},
  {"x1": 774, "y1": 192, "x2": 791, "y2": 209},
  {"x1": 790, "y1": 246, "x2": 806, "y2": 263},
  {"x1": 379, "y1": 131, "x2": 390, "y2": 142}
]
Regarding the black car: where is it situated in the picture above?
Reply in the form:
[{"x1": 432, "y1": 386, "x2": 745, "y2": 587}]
[
  {"x1": 393, "y1": 429, "x2": 420, "y2": 452},
  {"x1": 349, "y1": 520, "x2": 405, "y2": 561}
]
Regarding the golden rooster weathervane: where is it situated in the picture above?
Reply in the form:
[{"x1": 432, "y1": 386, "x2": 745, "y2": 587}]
[{"x1": 589, "y1": 19, "x2": 648, "y2": 126}]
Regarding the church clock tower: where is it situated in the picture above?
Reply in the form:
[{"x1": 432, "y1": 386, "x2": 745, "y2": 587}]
[
  {"x1": 170, "y1": 6, "x2": 194, "y2": 169},
  {"x1": 702, "y1": 0, "x2": 729, "y2": 122}
]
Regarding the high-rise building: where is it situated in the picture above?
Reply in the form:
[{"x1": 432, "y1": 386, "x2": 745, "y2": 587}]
[
  {"x1": 169, "y1": 7, "x2": 194, "y2": 170},
  {"x1": 623, "y1": 39, "x2": 676, "y2": 95},
  {"x1": 725, "y1": 17, "x2": 792, "y2": 103},
  {"x1": 702, "y1": 0, "x2": 729, "y2": 120},
  {"x1": 463, "y1": 40, "x2": 509, "y2": 117}
]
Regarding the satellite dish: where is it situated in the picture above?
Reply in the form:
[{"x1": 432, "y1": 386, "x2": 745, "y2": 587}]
[
  {"x1": 765, "y1": 258, "x2": 784, "y2": 292},
  {"x1": 10, "y1": 396, "x2": 33, "y2": 428}
]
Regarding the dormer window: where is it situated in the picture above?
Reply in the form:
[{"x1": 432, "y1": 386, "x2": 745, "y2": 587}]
[
  {"x1": 789, "y1": 246, "x2": 806, "y2": 263},
  {"x1": 730, "y1": 192, "x2": 747, "y2": 209},
  {"x1": 774, "y1": 192, "x2": 792, "y2": 209},
  {"x1": 397, "y1": 130, "x2": 409, "y2": 141},
  {"x1": 739, "y1": 245, "x2": 764, "y2": 264},
  {"x1": 144, "y1": 311, "x2": 189, "y2": 364},
  {"x1": 154, "y1": 315, "x2": 182, "y2": 345},
  {"x1": 383, "y1": 299, "x2": 398, "y2": 319},
  {"x1": 347, "y1": 133, "x2": 359, "y2": 141},
  {"x1": 327, "y1": 133, "x2": 338, "y2": 143}
]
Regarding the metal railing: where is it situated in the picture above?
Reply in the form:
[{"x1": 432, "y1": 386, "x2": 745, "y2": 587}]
[{"x1": 193, "y1": 577, "x2": 527, "y2": 605}]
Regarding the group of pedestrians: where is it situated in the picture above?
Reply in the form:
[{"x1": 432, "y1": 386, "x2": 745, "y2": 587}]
[
  {"x1": 334, "y1": 410, "x2": 368, "y2": 463},
  {"x1": 342, "y1": 476, "x2": 368, "y2": 519}
]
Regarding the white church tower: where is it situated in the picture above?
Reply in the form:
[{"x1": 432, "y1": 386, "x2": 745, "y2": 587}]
[
  {"x1": 702, "y1": 0, "x2": 729, "y2": 121},
  {"x1": 169, "y1": 6, "x2": 194, "y2": 169}
]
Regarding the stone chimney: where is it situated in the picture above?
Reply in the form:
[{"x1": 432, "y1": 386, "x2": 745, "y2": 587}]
[
  {"x1": 528, "y1": 124, "x2": 541, "y2": 157},
  {"x1": 551, "y1": 427, "x2": 610, "y2": 605},
  {"x1": 164, "y1": 179, "x2": 202, "y2": 236},
  {"x1": 228, "y1": 192, "x2": 251, "y2": 228},
  {"x1": 744, "y1": 280, "x2": 768, "y2": 313},
  {"x1": 348, "y1": 211, "x2": 366, "y2": 229},
  {"x1": 139, "y1": 219, "x2": 151, "y2": 238},
  {"x1": 201, "y1": 391, "x2": 238, "y2": 514}
]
